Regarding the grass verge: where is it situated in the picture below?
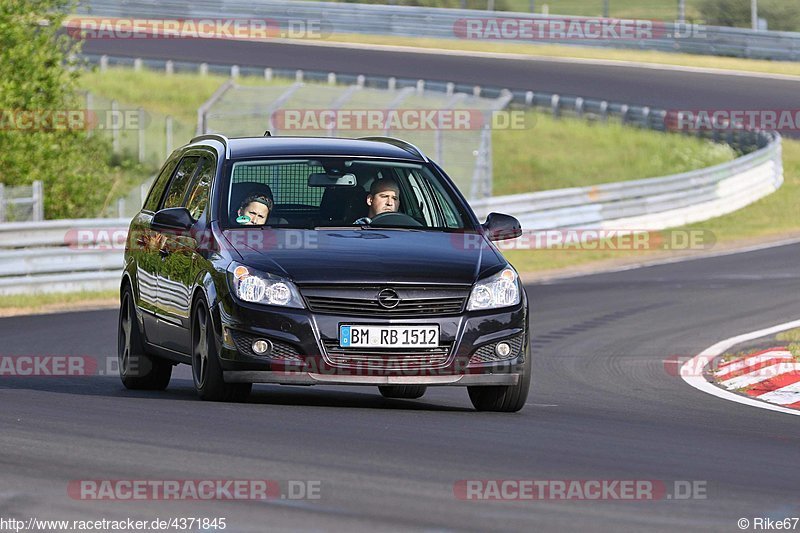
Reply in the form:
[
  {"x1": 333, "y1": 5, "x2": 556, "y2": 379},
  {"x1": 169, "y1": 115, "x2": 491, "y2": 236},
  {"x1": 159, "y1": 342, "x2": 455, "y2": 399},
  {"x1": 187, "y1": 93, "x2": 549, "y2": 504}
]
[
  {"x1": 504, "y1": 138, "x2": 800, "y2": 274},
  {"x1": 0, "y1": 290, "x2": 119, "y2": 317}
]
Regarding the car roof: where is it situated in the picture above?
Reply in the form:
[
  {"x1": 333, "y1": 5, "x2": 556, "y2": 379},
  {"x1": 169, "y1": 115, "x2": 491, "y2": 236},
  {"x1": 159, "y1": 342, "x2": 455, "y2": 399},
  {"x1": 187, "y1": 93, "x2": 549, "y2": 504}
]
[{"x1": 190, "y1": 135, "x2": 428, "y2": 162}]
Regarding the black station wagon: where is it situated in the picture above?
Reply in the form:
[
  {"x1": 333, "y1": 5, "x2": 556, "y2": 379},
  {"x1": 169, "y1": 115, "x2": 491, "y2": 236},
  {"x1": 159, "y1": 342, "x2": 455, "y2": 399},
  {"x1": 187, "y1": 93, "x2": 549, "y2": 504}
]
[{"x1": 118, "y1": 134, "x2": 530, "y2": 411}]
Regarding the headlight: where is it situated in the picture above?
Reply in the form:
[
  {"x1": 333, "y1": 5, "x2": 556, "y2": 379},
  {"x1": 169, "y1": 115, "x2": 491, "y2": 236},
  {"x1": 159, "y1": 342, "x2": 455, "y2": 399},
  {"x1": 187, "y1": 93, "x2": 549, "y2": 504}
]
[
  {"x1": 227, "y1": 262, "x2": 305, "y2": 308},
  {"x1": 467, "y1": 268, "x2": 520, "y2": 311}
]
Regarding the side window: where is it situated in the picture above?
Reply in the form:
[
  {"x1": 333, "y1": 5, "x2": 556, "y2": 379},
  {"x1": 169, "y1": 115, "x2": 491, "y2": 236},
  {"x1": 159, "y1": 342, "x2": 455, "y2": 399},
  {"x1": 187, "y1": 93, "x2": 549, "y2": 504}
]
[
  {"x1": 143, "y1": 156, "x2": 180, "y2": 212},
  {"x1": 185, "y1": 157, "x2": 214, "y2": 220},
  {"x1": 407, "y1": 171, "x2": 435, "y2": 226},
  {"x1": 162, "y1": 156, "x2": 201, "y2": 209}
]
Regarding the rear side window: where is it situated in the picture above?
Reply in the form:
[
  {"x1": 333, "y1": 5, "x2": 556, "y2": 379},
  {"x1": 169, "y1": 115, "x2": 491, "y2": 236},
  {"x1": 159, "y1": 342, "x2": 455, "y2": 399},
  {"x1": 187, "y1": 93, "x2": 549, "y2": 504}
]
[
  {"x1": 185, "y1": 157, "x2": 214, "y2": 220},
  {"x1": 162, "y1": 156, "x2": 201, "y2": 209}
]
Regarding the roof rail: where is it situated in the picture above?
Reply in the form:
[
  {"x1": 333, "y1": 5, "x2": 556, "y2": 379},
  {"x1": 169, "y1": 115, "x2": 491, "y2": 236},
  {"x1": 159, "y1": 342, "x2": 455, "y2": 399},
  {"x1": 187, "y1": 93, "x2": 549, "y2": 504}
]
[
  {"x1": 358, "y1": 136, "x2": 428, "y2": 161},
  {"x1": 190, "y1": 133, "x2": 231, "y2": 158}
]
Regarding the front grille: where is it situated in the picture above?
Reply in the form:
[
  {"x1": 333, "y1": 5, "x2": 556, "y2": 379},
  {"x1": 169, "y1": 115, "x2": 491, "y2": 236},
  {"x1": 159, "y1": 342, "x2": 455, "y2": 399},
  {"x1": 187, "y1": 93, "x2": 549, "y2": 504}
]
[
  {"x1": 300, "y1": 284, "x2": 469, "y2": 318},
  {"x1": 230, "y1": 330, "x2": 303, "y2": 362},
  {"x1": 322, "y1": 340, "x2": 451, "y2": 370},
  {"x1": 469, "y1": 335, "x2": 524, "y2": 364}
]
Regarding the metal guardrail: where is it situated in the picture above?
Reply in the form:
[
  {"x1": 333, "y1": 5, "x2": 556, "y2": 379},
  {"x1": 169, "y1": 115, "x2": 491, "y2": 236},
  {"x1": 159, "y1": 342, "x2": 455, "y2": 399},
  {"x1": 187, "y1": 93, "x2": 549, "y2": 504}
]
[
  {"x1": 0, "y1": 53, "x2": 784, "y2": 295},
  {"x1": 0, "y1": 130, "x2": 782, "y2": 295},
  {"x1": 77, "y1": 0, "x2": 800, "y2": 61}
]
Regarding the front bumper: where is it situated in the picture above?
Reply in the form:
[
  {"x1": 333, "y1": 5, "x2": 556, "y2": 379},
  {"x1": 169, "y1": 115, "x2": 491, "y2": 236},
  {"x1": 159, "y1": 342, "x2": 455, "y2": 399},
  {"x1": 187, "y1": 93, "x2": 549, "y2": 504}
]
[{"x1": 215, "y1": 293, "x2": 528, "y2": 385}]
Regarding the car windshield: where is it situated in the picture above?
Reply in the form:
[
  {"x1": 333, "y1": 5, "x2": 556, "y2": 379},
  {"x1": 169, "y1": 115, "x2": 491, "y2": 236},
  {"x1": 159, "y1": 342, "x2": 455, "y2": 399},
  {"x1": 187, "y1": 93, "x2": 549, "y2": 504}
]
[{"x1": 224, "y1": 158, "x2": 474, "y2": 230}]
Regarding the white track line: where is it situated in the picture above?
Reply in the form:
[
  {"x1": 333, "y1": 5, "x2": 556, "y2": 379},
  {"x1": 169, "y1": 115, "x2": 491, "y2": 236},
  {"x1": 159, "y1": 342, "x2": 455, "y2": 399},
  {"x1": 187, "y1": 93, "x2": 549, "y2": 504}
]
[{"x1": 681, "y1": 319, "x2": 800, "y2": 416}]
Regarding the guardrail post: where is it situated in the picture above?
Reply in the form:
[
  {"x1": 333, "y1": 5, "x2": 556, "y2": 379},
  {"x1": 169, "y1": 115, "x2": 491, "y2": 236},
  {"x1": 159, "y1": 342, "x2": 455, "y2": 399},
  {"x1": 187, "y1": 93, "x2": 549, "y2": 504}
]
[
  {"x1": 641, "y1": 106, "x2": 651, "y2": 128},
  {"x1": 357, "y1": 75, "x2": 365, "y2": 88},
  {"x1": 85, "y1": 91, "x2": 93, "y2": 138},
  {"x1": 473, "y1": 86, "x2": 481, "y2": 97},
  {"x1": 264, "y1": 68, "x2": 273, "y2": 81},
  {"x1": 200, "y1": 62, "x2": 208, "y2": 76},
  {"x1": 446, "y1": 82, "x2": 454, "y2": 97},
  {"x1": 100, "y1": 55, "x2": 108, "y2": 71},
  {"x1": 388, "y1": 77, "x2": 396, "y2": 91},
  {"x1": 575, "y1": 97, "x2": 584, "y2": 118},
  {"x1": 32, "y1": 181, "x2": 43, "y2": 221},
  {"x1": 0, "y1": 183, "x2": 5, "y2": 223},
  {"x1": 165, "y1": 115, "x2": 173, "y2": 157},
  {"x1": 111, "y1": 99, "x2": 120, "y2": 153},
  {"x1": 133, "y1": 58, "x2": 142, "y2": 71},
  {"x1": 551, "y1": 94, "x2": 560, "y2": 118},
  {"x1": 600, "y1": 101, "x2": 609, "y2": 122},
  {"x1": 327, "y1": 72, "x2": 336, "y2": 85},
  {"x1": 620, "y1": 104, "x2": 629, "y2": 125},
  {"x1": 231, "y1": 65, "x2": 240, "y2": 79},
  {"x1": 165, "y1": 60, "x2": 174, "y2": 75},
  {"x1": 295, "y1": 69, "x2": 304, "y2": 82},
  {"x1": 137, "y1": 107, "x2": 145, "y2": 163},
  {"x1": 525, "y1": 91, "x2": 534, "y2": 106}
]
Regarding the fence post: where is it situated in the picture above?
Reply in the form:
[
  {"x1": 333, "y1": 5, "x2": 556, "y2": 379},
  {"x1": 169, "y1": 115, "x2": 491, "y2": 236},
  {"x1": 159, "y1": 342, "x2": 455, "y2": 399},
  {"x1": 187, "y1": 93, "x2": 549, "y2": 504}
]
[
  {"x1": 0, "y1": 183, "x2": 5, "y2": 223},
  {"x1": 32, "y1": 181, "x2": 44, "y2": 221},
  {"x1": 111, "y1": 99, "x2": 120, "y2": 153},
  {"x1": 117, "y1": 198, "x2": 126, "y2": 218},
  {"x1": 138, "y1": 107, "x2": 145, "y2": 163},
  {"x1": 165, "y1": 116, "x2": 173, "y2": 157},
  {"x1": 85, "y1": 91, "x2": 93, "y2": 138}
]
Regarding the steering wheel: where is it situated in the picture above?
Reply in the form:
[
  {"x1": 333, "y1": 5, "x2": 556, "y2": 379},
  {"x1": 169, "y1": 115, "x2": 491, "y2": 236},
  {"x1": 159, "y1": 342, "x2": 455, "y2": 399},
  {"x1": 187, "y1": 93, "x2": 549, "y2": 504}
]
[{"x1": 369, "y1": 212, "x2": 424, "y2": 227}]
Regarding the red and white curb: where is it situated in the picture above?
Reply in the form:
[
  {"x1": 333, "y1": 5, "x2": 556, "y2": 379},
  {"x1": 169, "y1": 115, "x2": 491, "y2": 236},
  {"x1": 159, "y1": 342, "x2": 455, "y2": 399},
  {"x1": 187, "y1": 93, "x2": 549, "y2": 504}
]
[{"x1": 681, "y1": 319, "x2": 800, "y2": 416}]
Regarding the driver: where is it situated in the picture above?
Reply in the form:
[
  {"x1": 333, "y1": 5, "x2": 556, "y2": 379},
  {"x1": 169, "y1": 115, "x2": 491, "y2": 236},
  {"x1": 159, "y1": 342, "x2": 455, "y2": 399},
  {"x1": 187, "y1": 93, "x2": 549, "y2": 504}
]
[
  {"x1": 355, "y1": 178, "x2": 400, "y2": 224},
  {"x1": 236, "y1": 192, "x2": 273, "y2": 225}
]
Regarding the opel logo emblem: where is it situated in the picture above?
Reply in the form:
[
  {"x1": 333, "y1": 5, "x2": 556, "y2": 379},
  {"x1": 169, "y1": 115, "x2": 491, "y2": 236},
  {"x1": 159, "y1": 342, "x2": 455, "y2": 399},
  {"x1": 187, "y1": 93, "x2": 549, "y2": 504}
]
[{"x1": 377, "y1": 288, "x2": 400, "y2": 309}]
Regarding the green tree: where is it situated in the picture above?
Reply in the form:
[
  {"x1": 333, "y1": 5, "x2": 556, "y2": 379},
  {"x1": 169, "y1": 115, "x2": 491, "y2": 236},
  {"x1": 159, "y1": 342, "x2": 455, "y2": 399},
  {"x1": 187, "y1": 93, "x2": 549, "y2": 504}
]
[{"x1": 0, "y1": 0, "x2": 118, "y2": 219}]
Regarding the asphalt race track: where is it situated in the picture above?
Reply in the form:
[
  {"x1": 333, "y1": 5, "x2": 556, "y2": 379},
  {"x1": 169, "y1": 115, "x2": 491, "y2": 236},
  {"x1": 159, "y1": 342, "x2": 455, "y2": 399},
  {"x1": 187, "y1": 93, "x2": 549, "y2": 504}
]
[
  {"x1": 1, "y1": 38, "x2": 799, "y2": 531},
  {"x1": 1, "y1": 243, "x2": 799, "y2": 531},
  {"x1": 81, "y1": 38, "x2": 800, "y2": 110}
]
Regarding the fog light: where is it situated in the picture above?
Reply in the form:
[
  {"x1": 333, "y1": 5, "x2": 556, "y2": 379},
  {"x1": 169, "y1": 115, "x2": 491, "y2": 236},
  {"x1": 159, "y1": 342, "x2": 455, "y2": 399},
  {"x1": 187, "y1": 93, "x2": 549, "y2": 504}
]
[
  {"x1": 252, "y1": 339, "x2": 272, "y2": 356},
  {"x1": 495, "y1": 342, "x2": 511, "y2": 357}
]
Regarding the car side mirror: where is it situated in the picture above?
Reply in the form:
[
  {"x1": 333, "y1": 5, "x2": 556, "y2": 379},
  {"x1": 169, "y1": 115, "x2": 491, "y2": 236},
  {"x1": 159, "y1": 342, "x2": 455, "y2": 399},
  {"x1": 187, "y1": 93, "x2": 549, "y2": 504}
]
[
  {"x1": 483, "y1": 212, "x2": 522, "y2": 242},
  {"x1": 152, "y1": 207, "x2": 194, "y2": 231}
]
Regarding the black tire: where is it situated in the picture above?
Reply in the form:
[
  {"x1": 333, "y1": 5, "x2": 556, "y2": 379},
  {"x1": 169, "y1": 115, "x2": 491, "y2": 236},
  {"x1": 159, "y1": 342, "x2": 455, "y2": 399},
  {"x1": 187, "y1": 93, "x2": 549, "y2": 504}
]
[
  {"x1": 191, "y1": 298, "x2": 251, "y2": 402},
  {"x1": 467, "y1": 345, "x2": 531, "y2": 412},
  {"x1": 118, "y1": 286, "x2": 172, "y2": 390},
  {"x1": 378, "y1": 385, "x2": 427, "y2": 399}
]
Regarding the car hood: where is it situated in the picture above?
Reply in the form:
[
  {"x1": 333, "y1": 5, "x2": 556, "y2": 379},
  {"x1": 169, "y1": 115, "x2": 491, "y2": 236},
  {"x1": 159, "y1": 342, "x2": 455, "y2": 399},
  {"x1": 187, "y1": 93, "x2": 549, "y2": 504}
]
[{"x1": 223, "y1": 228, "x2": 505, "y2": 285}]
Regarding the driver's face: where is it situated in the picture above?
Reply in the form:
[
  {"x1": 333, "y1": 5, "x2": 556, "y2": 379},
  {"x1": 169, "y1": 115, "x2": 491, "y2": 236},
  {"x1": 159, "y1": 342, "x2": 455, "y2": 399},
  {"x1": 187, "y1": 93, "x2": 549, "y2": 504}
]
[
  {"x1": 238, "y1": 202, "x2": 270, "y2": 225},
  {"x1": 367, "y1": 189, "x2": 399, "y2": 218}
]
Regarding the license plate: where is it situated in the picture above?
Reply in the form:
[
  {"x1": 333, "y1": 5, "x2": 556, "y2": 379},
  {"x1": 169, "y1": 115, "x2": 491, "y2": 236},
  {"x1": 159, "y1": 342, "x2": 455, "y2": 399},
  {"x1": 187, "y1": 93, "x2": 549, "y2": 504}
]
[{"x1": 339, "y1": 325, "x2": 439, "y2": 348}]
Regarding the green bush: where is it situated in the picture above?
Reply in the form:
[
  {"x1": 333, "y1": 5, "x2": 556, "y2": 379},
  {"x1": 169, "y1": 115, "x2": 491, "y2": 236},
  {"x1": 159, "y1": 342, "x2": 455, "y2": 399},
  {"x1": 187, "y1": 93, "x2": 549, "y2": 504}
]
[{"x1": 0, "y1": 0, "x2": 123, "y2": 219}]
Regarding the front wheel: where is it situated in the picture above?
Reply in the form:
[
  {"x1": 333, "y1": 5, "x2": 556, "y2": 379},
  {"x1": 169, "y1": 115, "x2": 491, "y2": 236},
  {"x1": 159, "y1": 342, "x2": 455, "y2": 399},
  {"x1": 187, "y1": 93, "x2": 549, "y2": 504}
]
[
  {"x1": 191, "y1": 299, "x2": 251, "y2": 402},
  {"x1": 118, "y1": 286, "x2": 172, "y2": 390},
  {"x1": 467, "y1": 346, "x2": 531, "y2": 412}
]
